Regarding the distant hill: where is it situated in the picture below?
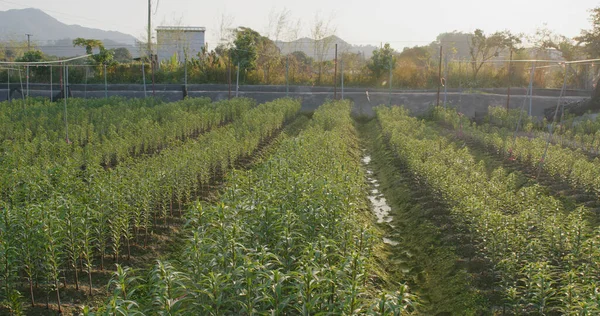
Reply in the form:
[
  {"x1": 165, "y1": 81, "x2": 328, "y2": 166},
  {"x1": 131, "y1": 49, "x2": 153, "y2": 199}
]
[
  {"x1": 0, "y1": 8, "x2": 138, "y2": 57},
  {"x1": 275, "y1": 35, "x2": 378, "y2": 60}
]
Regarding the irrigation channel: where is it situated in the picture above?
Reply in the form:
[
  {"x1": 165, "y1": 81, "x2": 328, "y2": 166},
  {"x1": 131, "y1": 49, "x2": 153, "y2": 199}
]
[{"x1": 357, "y1": 118, "x2": 492, "y2": 314}]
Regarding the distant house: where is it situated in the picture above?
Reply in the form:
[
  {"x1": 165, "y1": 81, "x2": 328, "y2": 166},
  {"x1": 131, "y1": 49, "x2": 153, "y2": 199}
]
[{"x1": 156, "y1": 26, "x2": 205, "y2": 64}]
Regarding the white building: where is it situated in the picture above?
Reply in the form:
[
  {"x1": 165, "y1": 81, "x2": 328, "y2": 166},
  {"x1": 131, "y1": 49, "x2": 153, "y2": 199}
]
[{"x1": 156, "y1": 26, "x2": 206, "y2": 64}]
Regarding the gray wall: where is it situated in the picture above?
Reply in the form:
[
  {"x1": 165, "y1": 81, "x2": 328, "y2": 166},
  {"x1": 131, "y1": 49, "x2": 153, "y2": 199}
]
[{"x1": 0, "y1": 84, "x2": 589, "y2": 118}]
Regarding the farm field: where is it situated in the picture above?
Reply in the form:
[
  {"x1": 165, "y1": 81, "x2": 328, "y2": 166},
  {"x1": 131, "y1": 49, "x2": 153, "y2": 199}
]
[{"x1": 3, "y1": 96, "x2": 600, "y2": 315}]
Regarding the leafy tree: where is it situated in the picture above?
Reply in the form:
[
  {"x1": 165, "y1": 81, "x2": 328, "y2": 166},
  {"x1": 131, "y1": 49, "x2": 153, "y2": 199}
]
[
  {"x1": 469, "y1": 29, "x2": 519, "y2": 81},
  {"x1": 575, "y1": 7, "x2": 600, "y2": 58},
  {"x1": 73, "y1": 37, "x2": 114, "y2": 64},
  {"x1": 15, "y1": 50, "x2": 44, "y2": 63},
  {"x1": 535, "y1": 27, "x2": 581, "y2": 61},
  {"x1": 256, "y1": 36, "x2": 280, "y2": 83},
  {"x1": 111, "y1": 47, "x2": 133, "y2": 63},
  {"x1": 368, "y1": 43, "x2": 396, "y2": 81},
  {"x1": 231, "y1": 27, "x2": 261, "y2": 73},
  {"x1": 575, "y1": 7, "x2": 600, "y2": 101}
]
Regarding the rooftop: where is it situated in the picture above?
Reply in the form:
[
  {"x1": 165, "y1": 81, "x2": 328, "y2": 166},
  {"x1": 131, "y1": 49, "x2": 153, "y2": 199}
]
[{"x1": 156, "y1": 26, "x2": 206, "y2": 32}]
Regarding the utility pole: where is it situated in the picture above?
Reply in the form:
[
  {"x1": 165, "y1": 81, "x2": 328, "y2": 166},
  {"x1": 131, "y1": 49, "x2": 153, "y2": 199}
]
[
  {"x1": 334, "y1": 44, "x2": 338, "y2": 100},
  {"x1": 148, "y1": 0, "x2": 152, "y2": 54},
  {"x1": 436, "y1": 46, "x2": 443, "y2": 107},
  {"x1": 26, "y1": 34, "x2": 32, "y2": 50}
]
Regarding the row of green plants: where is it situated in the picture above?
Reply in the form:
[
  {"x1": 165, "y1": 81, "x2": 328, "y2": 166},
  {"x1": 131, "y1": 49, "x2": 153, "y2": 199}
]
[
  {"x1": 87, "y1": 100, "x2": 417, "y2": 315},
  {"x1": 379, "y1": 105, "x2": 600, "y2": 314},
  {"x1": 437, "y1": 106, "x2": 600, "y2": 202},
  {"x1": 486, "y1": 105, "x2": 600, "y2": 154},
  {"x1": 0, "y1": 97, "x2": 254, "y2": 210},
  {"x1": 0, "y1": 97, "x2": 253, "y2": 168},
  {"x1": 0, "y1": 98, "x2": 300, "y2": 314}
]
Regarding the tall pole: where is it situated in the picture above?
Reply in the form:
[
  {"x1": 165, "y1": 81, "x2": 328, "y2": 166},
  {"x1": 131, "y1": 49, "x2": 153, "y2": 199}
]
[
  {"x1": 7, "y1": 69, "x2": 10, "y2": 103},
  {"x1": 341, "y1": 59, "x2": 344, "y2": 100},
  {"x1": 104, "y1": 63, "x2": 108, "y2": 99},
  {"x1": 443, "y1": 54, "x2": 448, "y2": 108},
  {"x1": 437, "y1": 45, "x2": 443, "y2": 107},
  {"x1": 26, "y1": 34, "x2": 32, "y2": 98},
  {"x1": 506, "y1": 49, "x2": 513, "y2": 111},
  {"x1": 26, "y1": 63, "x2": 29, "y2": 98},
  {"x1": 50, "y1": 65, "x2": 53, "y2": 100},
  {"x1": 63, "y1": 63, "x2": 69, "y2": 142},
  {"x1": 236, "y1": 62, "x2": 240, "y2": 97},
  {"x1": 148, "y1": 1, "x2": 155, "y2": 97},
  {"x1": 148, "y1": 0, "x2": 152, "y2": 55},
  {"x1": 151, "y1": 55, "x2": 156, "y2": 97},
  {"x1": 184, "y1": 53, "x2": 188, "y2": 97},
  {"x1": 285, "y1": 56, "x2": 289, "y2": 97},
  {"x1": 334, "y1": 44, "x2": 338, "y2": 100},
  {"x1": 388, "y1": 56, "x2": 393, "y2": 106},
  {"x1": 228, "y1": 51, "x2": 232, "y2": 100},
  {"x1": 458, "y1": 59, "x2": 463, "y2": 107},
  {"x1": 142, "y1": 62, "x2": 147, "y2": 97},
  {"x1": 66, "y1": 65, "x2": 69, "y2": 101},
  {"x1": 528, "y1": 62, "x2": 536, "y2": 116}
]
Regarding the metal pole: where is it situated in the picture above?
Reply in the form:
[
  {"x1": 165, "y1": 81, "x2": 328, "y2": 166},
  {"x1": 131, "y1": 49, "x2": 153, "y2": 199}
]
[
  {"x1": 148, "y1": 0, "x2": 152, "y2": 55},
  {"x1": 560, "y1": 66, "x2": 570, "y2": 123},
  {"x1": 50, "y1": 65, "x2": 52, "y2": 100},
  {"x1": 528, "y1": 62, "x2": 536, "y2": 116},
  {"x1": 443, "y1": 54, "x2": 448, "y2": 108},
  {"x1": 18, "y1": 67, "x2": 25, "y2": 102},
  {"x1": 228, "y1": 51, "x2": 232, "y2": 100},
  {"x1": 285, "y1": 56, "x2": 289, "y2": 97},
  {"x1": 26, "y1": 64, "x2": 29, "y2": 98},
  {"x1": 506, "y1": 49, "x2": 513, "y2": 111},
  {"x1": 151, "y1": 55, "x2": 156, "y2": 97},
  {"x1": 538, "y1": 65, "x2": 569, "y2": 178},
  {"x1": 63, "y1": 63, "x2": 69, "y2": 142},
  {"x1": 341, "y1": 59, "x2": 344, "y2": 100},
  {"x1": 66, "y1": 65, "x2": 70, "y2": 100},
  {"x1": 458, "y1": 59, "x2": 463, "y2": 107},
  {"x1": 437, "y1": 46, "x2": 443, "y2": 107},
  {"x1": 104, "y1": 63, "x2": 108, "y2": 99},
  {"x1": 388, "y1": 56, "x2": 392, "y2": 106},
  {"x1": 84, "y1": 66, "x2": 88, "y2": 99},
  {"x1": 7, "y1": 69, "x2": 10, "y2": 103},
  {"x1": 334, "y1": 44, "x2": 338, "y2": 100},
  {"x1": 236, "y1": 62, "x2": 239, "y2": 98},
  {"x1": 184, "y1": 55, "x2": 188, "y2": 98},
  {"x1": 142, "y1": 62, "x2": 147, "y2": 98},
  {"x1": 26, "y1": 34, "x2": 32, "y2": 98}
]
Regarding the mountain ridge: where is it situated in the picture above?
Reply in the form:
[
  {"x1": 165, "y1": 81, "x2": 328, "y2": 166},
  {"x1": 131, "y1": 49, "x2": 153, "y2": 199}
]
[{"x1": 0, "y1": 8, "x2": 138, "y2": 57}]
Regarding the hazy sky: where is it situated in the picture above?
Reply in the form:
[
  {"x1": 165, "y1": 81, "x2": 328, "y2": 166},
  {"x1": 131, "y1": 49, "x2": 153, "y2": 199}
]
[{"x1": 1, "y1": 0, "x2": 598, "y2": 49}]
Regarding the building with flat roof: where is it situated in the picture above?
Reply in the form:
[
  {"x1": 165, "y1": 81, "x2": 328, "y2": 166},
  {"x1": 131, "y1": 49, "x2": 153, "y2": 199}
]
[{"x1": 156, "y1": 26, "x2": 205, "y2": 64}]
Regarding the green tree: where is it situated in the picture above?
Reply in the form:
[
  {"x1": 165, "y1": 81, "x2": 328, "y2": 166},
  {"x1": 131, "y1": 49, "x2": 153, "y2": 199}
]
[
  {"x1": 368, "y1": 43, "x2": 396, "y2": 81},
  {"x1": 575, "y1": 6, "x2": 600, "y2": 101},
  {"x1": 231, "y1": 27, "x2": 260, "y2": 73},
  {"x1": 468, "y1": 29, "x2": 518, "y2": 81},
  {"x1": 73, "y1": 38, "x2": 114, "y2": 64},
  {"x1": 111, "y1": 47, "x2": 133, "y2": 63},
  {"x1": 575, "y1": 7, "x2": 600, "y2": 58},
  {"x1": 15, "y1": 50, "x2": 44, "y2": 63}
]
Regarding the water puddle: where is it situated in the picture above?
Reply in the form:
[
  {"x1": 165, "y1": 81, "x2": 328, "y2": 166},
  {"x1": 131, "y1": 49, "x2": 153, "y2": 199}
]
[{"x1": 362, "y1": 153, "x2": 400, "y2": 247}]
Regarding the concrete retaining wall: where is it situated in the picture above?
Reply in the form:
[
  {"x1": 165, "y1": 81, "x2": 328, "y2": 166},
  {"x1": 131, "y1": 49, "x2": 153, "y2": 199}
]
[{"x1": 0, "y1": 84, "x2": 589, "y2": 118}]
